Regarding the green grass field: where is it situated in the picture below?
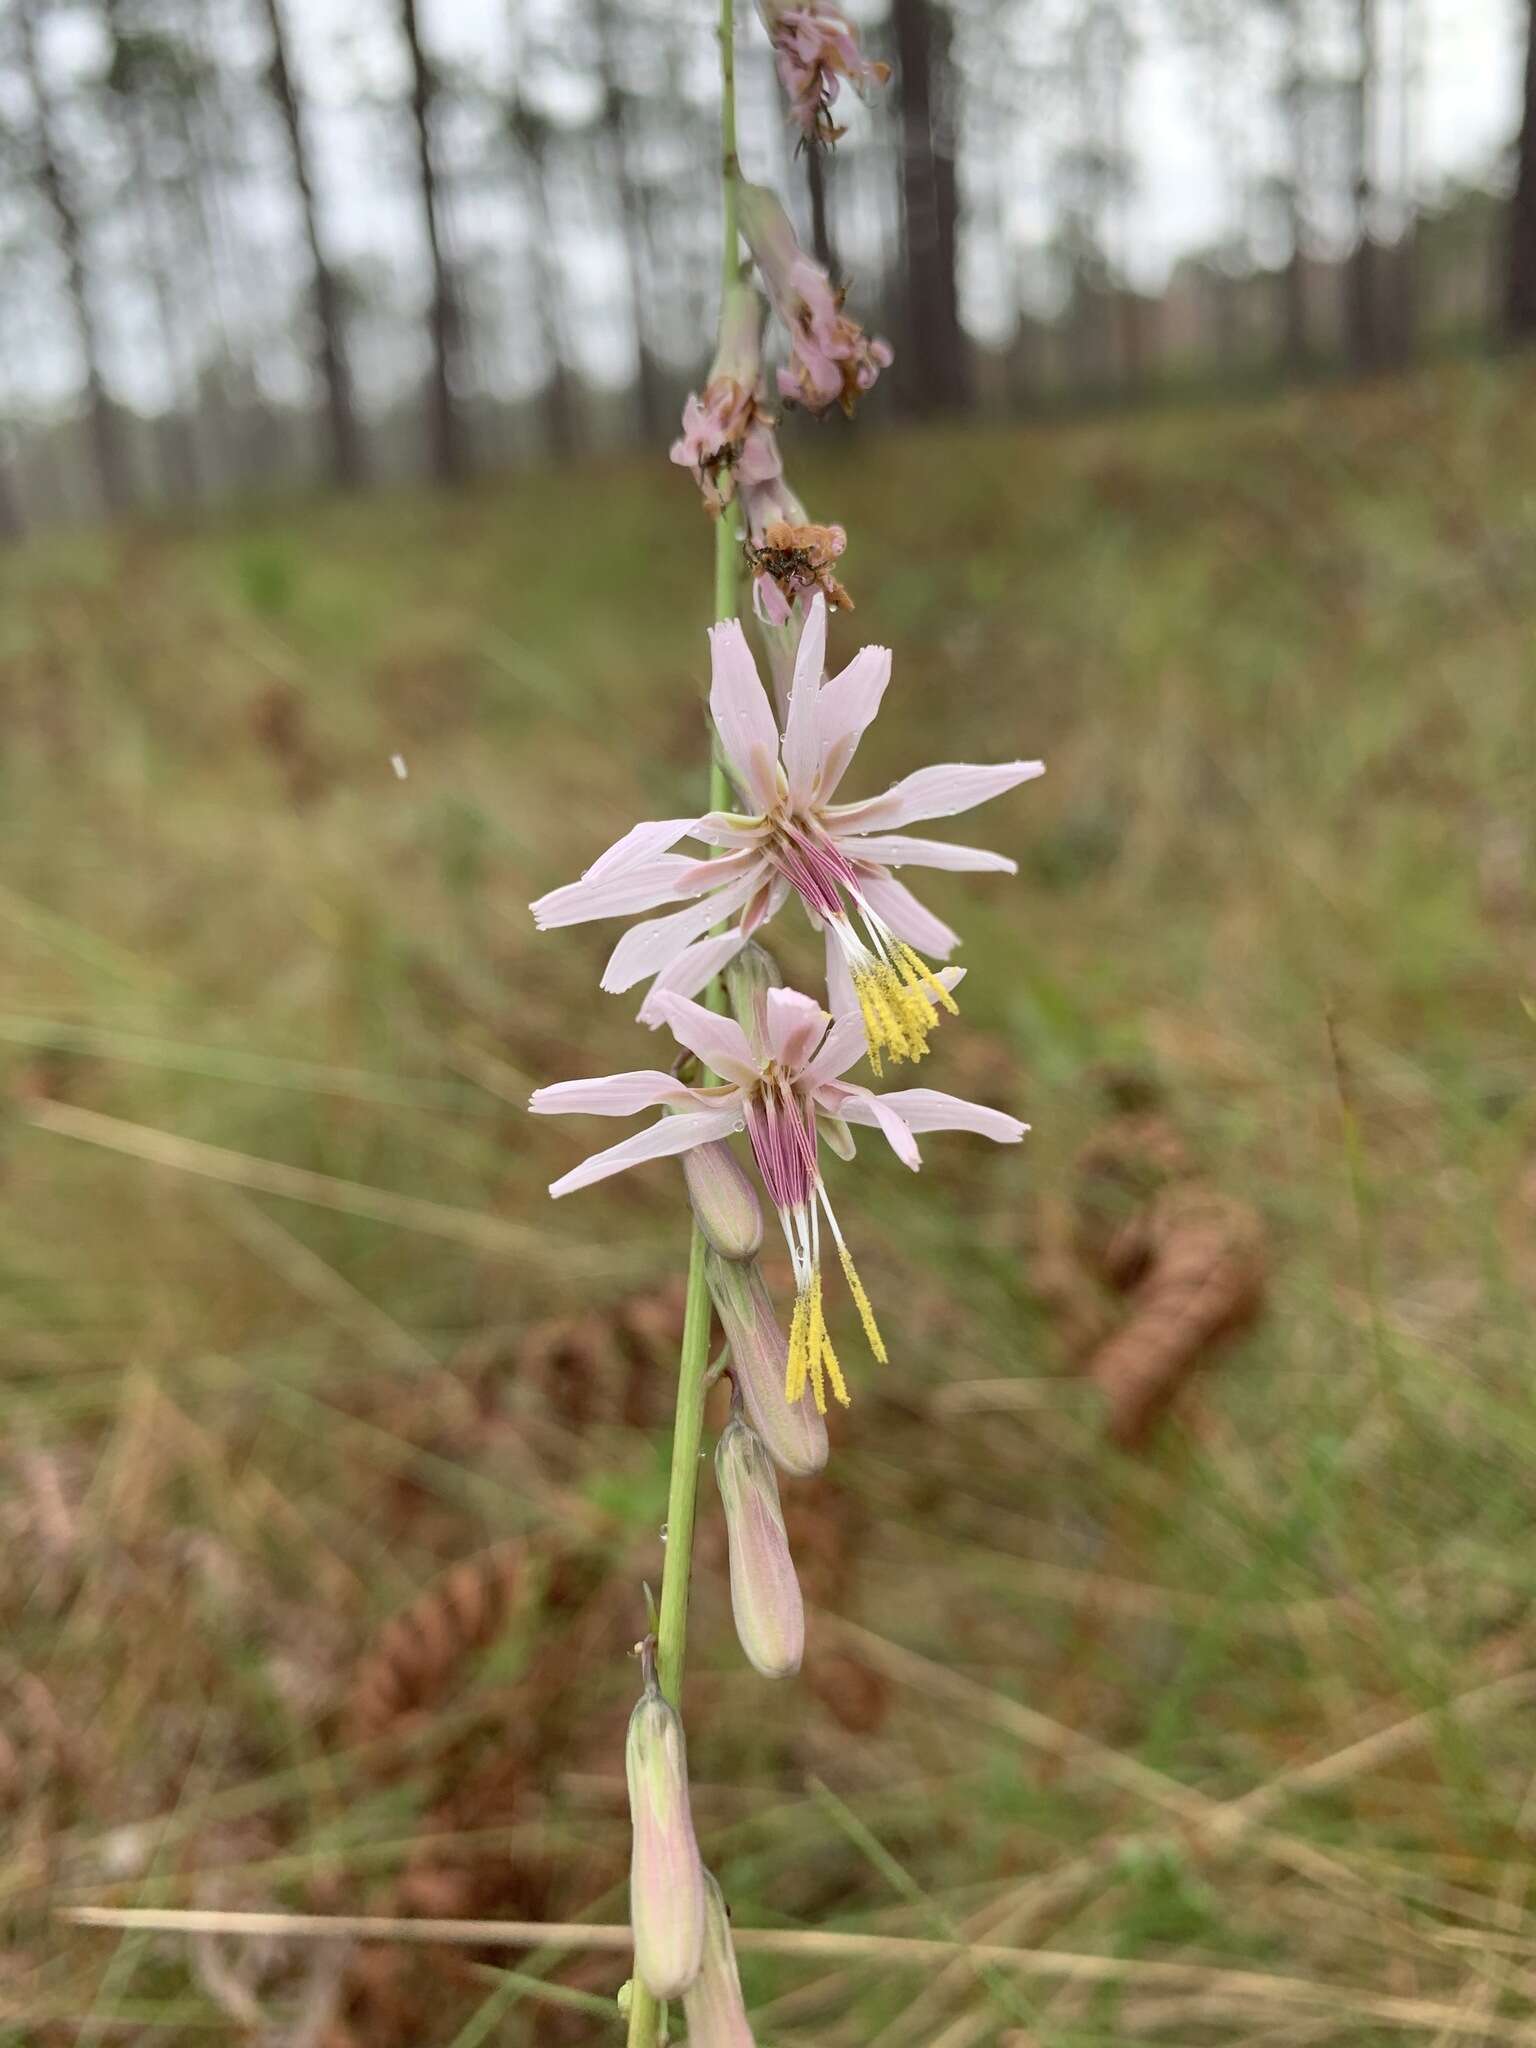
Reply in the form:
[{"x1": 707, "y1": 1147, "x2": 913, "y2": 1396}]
[{"x1": 5, "y1": 357, "x2": 1536, "y2": 2044}]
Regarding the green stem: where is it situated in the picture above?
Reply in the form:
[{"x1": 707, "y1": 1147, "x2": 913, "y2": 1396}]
[{"x1": 625, "y1": 1, "x2": 738, "y2": 2039}]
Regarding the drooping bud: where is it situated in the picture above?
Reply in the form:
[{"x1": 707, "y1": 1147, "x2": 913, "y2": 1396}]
[
  {"x1": 682, "y1": 1872, "x2": 757, "y2": 2047},
  {"x1": 706, "y1": 1252, "x2": 828, "y2": 1477},
  {"x1": 726, "y1": 941, "x2": 784, "y2": 1056},
  {"x1": 626, "y1": 1645, "x2": 706, "y2": 2000},
  {"x1": 717, "y1": 1410, "x2": 805, "y2": 1678},
  {"x1": 737, "y1": 182, "x2": 891, "y2": 417},
  {"x1": 683, "y1": 1139, "x2": 763, "y2": 1261}
]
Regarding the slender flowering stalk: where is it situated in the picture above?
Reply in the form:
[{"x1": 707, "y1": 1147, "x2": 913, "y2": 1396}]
[
  {"x1": 626, "y1": 1639, "x2": 706, "y2": 1999},
  {"x1": 530, "y1": 985, "x2": 1026, "y2": 1410},
  {"x1": 529, "y1": 594, "x2": 1044, "y2": 1069}
]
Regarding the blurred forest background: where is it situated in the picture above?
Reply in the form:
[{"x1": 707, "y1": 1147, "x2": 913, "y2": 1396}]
[{"x1": 5, "y1": 0, "x2": 1536, "y2": 530}]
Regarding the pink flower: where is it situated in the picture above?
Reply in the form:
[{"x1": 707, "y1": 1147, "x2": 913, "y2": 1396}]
[
  {"x1": 529, "y1": 985, "x2": 1027, "y2": 1410},
  {"x1": 528, "y1": 595, "x2": 1044, "y2": 1070},
  {"x1": 669, "y1": 279, "x2": 778, "y2": 516},
  {"x1": 756, "y1": 0, "x2": 891, "y2": 146},
  {"x1": 738, "y1": 182, "x2": 891, "y2": 415}
]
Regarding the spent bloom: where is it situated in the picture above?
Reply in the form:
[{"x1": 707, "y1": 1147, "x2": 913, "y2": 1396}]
[
  {"x1": 736, "y1": 435, "x2": 853, "y2": 625},
  {"x1": 670, "y1": 277, "x2": 780, "y2": 516},
  {"x1": 757, "y1": 0, "x2": 890, "y2": 146},
  {"x1": 529, "y1": 595, "x2": 1044, "y2": 1071},
  {"x1": 626, "y1": 1641, "x2": 706, "y2": 1999},
  {"x1": 716, "y1": 1405, "x2": 804, "y2": 1677},
  {"x1": 529, "y1": 984, "x2": 1026, "y2": 1411},
  {"x1": 738, "y1": 182, "x2": 891, "y2": 415},
  {"x1": 683, "y1": 1872, "x2": 757, "y2": 2047}
]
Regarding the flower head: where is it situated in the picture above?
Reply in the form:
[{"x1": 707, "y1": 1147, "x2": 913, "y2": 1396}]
[
  {"x1": 738, "y1": 182, "x2": 891, "y2": 415},
  {"x1": 528, "y1": 596, "x2": 1044, "y2": 1070},
  {"x1": 529, "y1": 984, "x2": 1027, "y2": 1410},
  {"x1": 757, "y1": 0, "x2": 891, "y2": 146}
]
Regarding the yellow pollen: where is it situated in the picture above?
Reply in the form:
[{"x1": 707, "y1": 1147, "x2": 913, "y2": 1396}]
[
  {"x1": 784, "y1": 1268, "x2": 853, "y2": 1413},
  {"x1": 838, "y1": 1241, "x2": 888, "y2": 1365},
  {"x1": 852, "y1": 948, "x2": 957, "y2": 1069}
]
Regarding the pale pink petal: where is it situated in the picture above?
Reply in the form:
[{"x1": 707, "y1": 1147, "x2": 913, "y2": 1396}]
[
  {"x1": 530, "y1": 1071, "x2": 700, "y2": 1117},
  {"x1": 813, "y1": 644, "x2": 891, "y2": 799},
  {"x1": 602, "y1": 868, "x2": 762, "y2": 992},
  {"x1": 690, "y1": 814, "x2": 770, "y2": 849},
  {"x1": 649, "y1": 994, "x2": 762, "y2": 1089},
  {"x1": 584, "y1": 818, "x2": 703, "y2": 883},
  {"x1": 836, "y1": 833, "x2": 1018, "y2": 875},
  {"x1": 740, "y1": 871, "x2": 790, "y2": 936},
  {"x1": 858, "y1": 870, "x2": 960, "y2": 958},
  {"x1": 762, "y1": 986, "x2": 831, "y2": 1073},
  {"x1": 637, "y1": 931, "x2": 751, "y2": 1025},
  {"x1": 781, "y1": 594, "x2": 827, "y2": 807},
  {"x1": 549, "y1": 1108, "x2": 744, "y2": 1198},
  {"x1": 672, "y1": 847, "x2": 765, "y2": 896},
  {"x1": 709, "y1": 618, "x2": 783, "y2": 812},
  {"x1": 829, "y1": 760, "x2": 1045, "y2": 833},
  {"x1": 826, "y1": 1083, "x2": 922, "y2": 1169},
  {"x1": 801, "y1": 1009, "x2": 868, "y2": 1084},
  {"x1": 839, "y1": 1086, "x2": 1028, "y2": 1144},
  {"x1": 530, "y1": 856, "x2": 703, "y2": 931}
]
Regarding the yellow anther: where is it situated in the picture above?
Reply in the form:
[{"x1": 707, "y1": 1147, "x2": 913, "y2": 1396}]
[
  {"x1": 894, "y1": 941, "x2": 959, "y2": 1017},
  {"x1": 786, "y1": 1291, "x2": 810, "y2": 1404},
  {"x1": 838, "y1": 1241, "x2": 888, "y2": 1365}
]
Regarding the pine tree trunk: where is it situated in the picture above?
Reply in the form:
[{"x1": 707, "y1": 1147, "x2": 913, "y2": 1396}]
[
  {"x1": 1346, "y1": 0, "x2": 1380, "y2": 370},
  {"x1": 892, "y1": 0, "x2": 967, "y2": 414},
  {"x1": 18, "y1": 0, "x2": 131, "y2": 514},
  {"x1": 1508, "y1": 0, "x2": 1536, "y2": 337},
  {"x1": 261, "y1": 0, "x2": 363, "y2": 485},
  {"x1": 398, "y1": 0, "x2": 464, "y2": 483}
]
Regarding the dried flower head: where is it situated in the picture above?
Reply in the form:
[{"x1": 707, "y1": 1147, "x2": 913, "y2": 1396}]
[
  {"x1": 738, "y1": 182, "x2": 892, "y2": 415},
  {"x1": 670, "y1": 279, "x2": 780, "y2": 516},
  {"x1": 757, "y1": 0, "x2": 890, "y2": 146}
]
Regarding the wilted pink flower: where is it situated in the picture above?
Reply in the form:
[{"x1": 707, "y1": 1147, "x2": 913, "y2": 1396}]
[
  {"x1": 758, "y1": 0, "x2": 890, "y2": 146},
  {"x1": 529, "y1": 985, "x2": 1026, "y2": 1410},
  {"x1": 528, "y1": 595, "x2": 1044, "y2": 1069},
  {"x1": 670, "y1": 279, "x2": 779, "y2": 515},
  {"x1": 716, "y1": 1407, "x2": 804, "y2": 1676},
  {"x1": 738, "y1": 182, "x2": 891, "y2": 415},
  {"x1": 626, "y1": 1642, "x2": 706, "y2": 1999},
  {"x1": 683, "y1": 1872, "x2": 756, "y2": 2047},
  {"x1": 735, "y1": 429, "x2": 853, "y2": 622},
  {"x1": 705, "y1": 1250, "x2": 828, "y2": 1475}
]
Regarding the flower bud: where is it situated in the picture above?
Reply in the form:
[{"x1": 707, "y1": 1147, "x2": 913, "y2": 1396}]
[
  {"x1": 726, "y1": 942, "x2": 784, "y2": 1058},
  {"x1": 706, "y1": 1252, "x2": 828, "y2": 1477},
  {"x1": 626, "y1": 1661, "x2": 705, "y2": 1999},
  {"x1": 683, "y1": 1140, "x2": 763, "y2": 1261},
  {"x1": 716, "y1": 1413, "x2": 805, "y2": 1678},
  {"x1": 682, "y1": 1872, "x2": 756, "y2": 2046}
]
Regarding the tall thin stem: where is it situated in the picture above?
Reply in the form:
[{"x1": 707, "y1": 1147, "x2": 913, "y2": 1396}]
[{"x1": 624, "y1": 0, "x2": 737, "y2": 2038}]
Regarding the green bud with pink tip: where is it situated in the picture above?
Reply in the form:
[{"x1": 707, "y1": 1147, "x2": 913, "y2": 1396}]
[
  {"x1": 626, "y1": 1640, "x2": 705, "y2": 2000},
  {"x1": 716, "y1": 1407, "x2": 804, "y2": 1679},
  {"x1": 684, "y1": 1139, "x2": 763, "y2": 1260},
  {"x1": 682, "y1": 1871, "x2": 757, "y2": 2046}
]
